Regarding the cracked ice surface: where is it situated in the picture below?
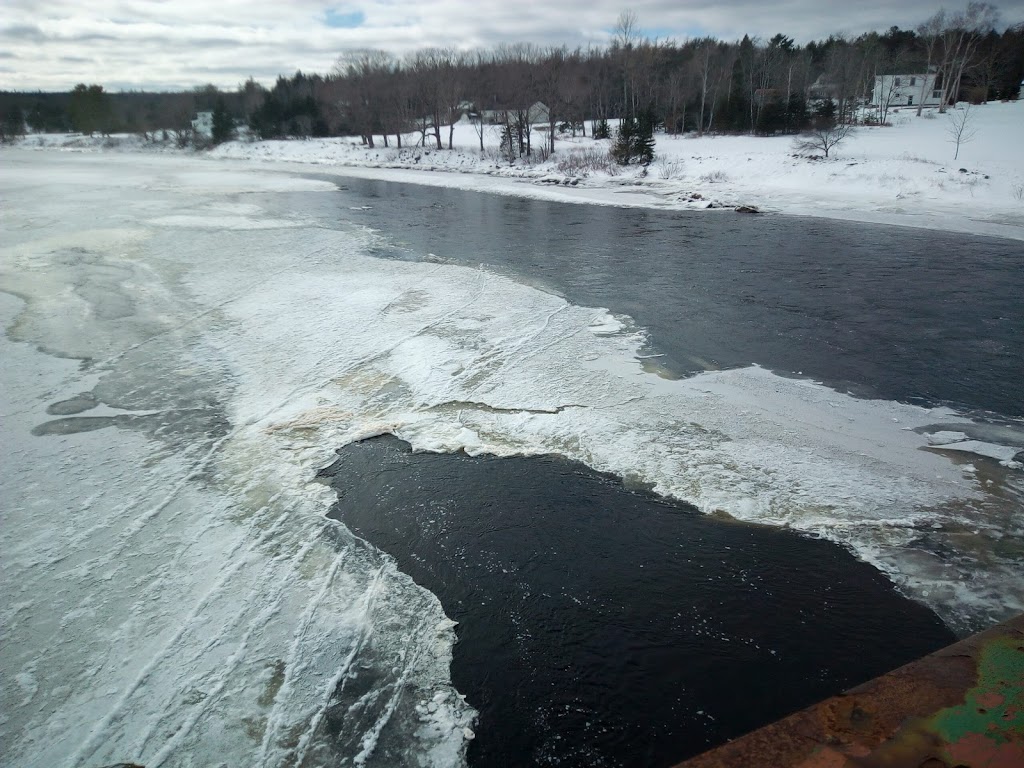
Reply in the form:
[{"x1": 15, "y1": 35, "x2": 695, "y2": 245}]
[
  {"x1": 1, "y1": 150, "x2": 1022, "y2": 766},
  {"x1": 0, "y1": 154, "x2": 473, "y2": 768}
]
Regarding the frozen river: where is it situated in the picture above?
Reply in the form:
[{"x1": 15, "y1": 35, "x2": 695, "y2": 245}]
[{"x1": 1, "y1": 150, "x2": 1021, "y2": 767}]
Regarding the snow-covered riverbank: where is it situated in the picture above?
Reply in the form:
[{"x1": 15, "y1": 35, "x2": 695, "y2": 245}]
[{"x1": 15, "y1": 100, "x2": 1024, "y2": 240}]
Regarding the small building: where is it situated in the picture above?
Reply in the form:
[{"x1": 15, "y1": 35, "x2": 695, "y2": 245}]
[
  {"x1": 480, "y1": 102, "x2": 550, "y2": 126},
  {"x1": 192, "y1": 111, "x2": 213, "y2": 137},
  {"x1": 872, "y1": 73, "x2": 944, "y2": 109}
]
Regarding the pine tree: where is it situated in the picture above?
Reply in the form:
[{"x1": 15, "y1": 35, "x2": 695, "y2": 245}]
[
  {"x1": 633, "y1": 108, "x2": 656, "y2": 164},
  {"x1": 612, "y1": 110, "x2": 655, "y2": 166},
  {"x1": 211, "y1": 98, "x2": 234, "y2": 145},
  {"x1": 611, "y1": 116, "x2": 636, "y2": 164},
  {"x1": 593, "y1": 118, "x2": 611, "y2": 140},
  {"x1": 69, "y1": 84, "x2": 114, "y2": 136}
]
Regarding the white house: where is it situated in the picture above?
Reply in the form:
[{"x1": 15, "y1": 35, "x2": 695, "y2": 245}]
[
  {"x1": 872, "y1": 73, "x2": 945, "y2": 109},
  {"x1": 191, "y1": 111, "x2": 213, "y2": 137}
]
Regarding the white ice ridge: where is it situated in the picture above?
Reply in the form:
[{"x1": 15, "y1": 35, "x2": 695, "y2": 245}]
[{"x1": 1, "y1": 150, "x2": 1021, "y2": 768}]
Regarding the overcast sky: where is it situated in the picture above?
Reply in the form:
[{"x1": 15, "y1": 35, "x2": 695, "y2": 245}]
[{"x1": 3, "y1": 1, "x2": 1023, "y2": 92}]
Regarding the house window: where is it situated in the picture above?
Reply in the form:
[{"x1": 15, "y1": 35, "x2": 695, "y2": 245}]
[
  {"x1": 895, "y1": 77, "x2": 902, "y2": 86},
  {"x1": 907, "y1": 95, "x2": 914, "y2": 106},
  {"x1": 910, "y1": 77, "x2": 916, "y2": 86},
  {"x1": 933, "y1": 90, "x2": 942, "y2": 98}
]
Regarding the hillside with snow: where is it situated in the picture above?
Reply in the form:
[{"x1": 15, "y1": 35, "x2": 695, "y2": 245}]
[{"x1": 14, "y1": 100, "x2": 1024, "y2": 240}]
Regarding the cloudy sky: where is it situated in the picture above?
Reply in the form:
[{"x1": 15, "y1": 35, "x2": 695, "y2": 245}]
[{"x1": 3, "y1": 1, "x2": 1023, "y2": 91}]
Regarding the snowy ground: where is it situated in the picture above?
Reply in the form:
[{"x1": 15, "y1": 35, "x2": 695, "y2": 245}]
[{"x1": 18, "y1": 100, "x2": 1024, "y2": 240}]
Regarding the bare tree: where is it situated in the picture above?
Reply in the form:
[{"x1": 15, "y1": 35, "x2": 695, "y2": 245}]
[
  {"x1": 794, "y1": 120, "x2": 856, "y2": 158},
  {"x1": 695, "y1": 39, "x2": 715, "y2": 134},
  {"x1": 916, "y1": 10, "x2": 946, "y2": 115},
  {"x1": 824, "y1": 37, "x2": 866, "y2": 124},
  {"x1": 946, "y1": 103, "x2": 978, "y2": 159},
  {"x1": 334, "y1": 49, "x2": 395, "y2": 147},
  {"x1": 613, "y1": 9, "x2": 641, "y2": 119},
  {"x1": 465, "y1": 50, "x2": 493, "y2": 152},
  {"x1": 940, "y1": 3, "x2": 1000, "y2": 109},
  {"x1": 918, "y1": 3, "x2": 1000, "y2": 113}
]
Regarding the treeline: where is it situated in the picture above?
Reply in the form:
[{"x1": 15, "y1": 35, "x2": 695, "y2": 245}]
[
  {"x1": 2, "y1": 3, "x2": 1022, "y2": 152},
  {"x1": 0, "y1": 82, "x2": 250, "y2": 143}
]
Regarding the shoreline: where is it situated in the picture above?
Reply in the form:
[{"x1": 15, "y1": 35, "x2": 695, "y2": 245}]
[
  {"x1": 298, "y1": 160, "x2": 1024, "y2": 242},
  {"x1": 9, "y1": 99, "x2": 1024, "y2": 242}
]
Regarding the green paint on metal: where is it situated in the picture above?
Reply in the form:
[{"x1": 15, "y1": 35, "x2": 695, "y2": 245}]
[{"x1": 927, "y1": 636, "x2": 1024, "y2": 749}]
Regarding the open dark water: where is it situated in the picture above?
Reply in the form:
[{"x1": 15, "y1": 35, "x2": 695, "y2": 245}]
[
  {"x1": 295, "y1": 178, "x2": 1023, "y2": 766},
  {"x1": 323, "y1": 180, "x2": 1024, "y2": 418},
  {"x1": 320, "y1": 436, "x2": 954, "y2": 768}
]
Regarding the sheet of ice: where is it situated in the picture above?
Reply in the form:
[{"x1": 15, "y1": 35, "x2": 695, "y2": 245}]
[
  {"x1": 0, "y1": 156, "x2": 474, "y2": 768},
  {"x1": 2, "y1": 149, "x2": 1021, "y2": 767}
]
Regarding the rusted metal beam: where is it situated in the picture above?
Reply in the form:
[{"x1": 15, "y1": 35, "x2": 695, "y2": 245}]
[{"x1": 676, "y1": 613, "x2": 1024, "y2": 768}]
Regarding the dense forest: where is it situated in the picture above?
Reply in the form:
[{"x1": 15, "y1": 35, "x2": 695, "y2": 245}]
[{"x1": 2, "y1": 4, "x2": 1022, "y2": 156}]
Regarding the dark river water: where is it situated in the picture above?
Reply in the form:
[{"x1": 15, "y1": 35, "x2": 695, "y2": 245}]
[
  {"x1": 323, "y1": 180, "x2": 1024, "y2": 419},
  {"x1": 294, "y1": 177, "x2": 1022, "y2": 766},
  {"x1": 320, "y1": 436, "x2": 953, "y2": 768}
]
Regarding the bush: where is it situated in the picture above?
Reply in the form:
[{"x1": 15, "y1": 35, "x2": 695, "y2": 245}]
[
  {"x1": 555, "y1": 147, "x2": 620, "y2": 177},
  {"x1": 655, "y1": 157, "x2": 684, "y2": 179}
]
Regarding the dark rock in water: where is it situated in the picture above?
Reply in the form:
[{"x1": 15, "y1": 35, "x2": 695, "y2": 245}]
[{"x1": 735, "y1": 205, "x2": 760, "y2": 214}]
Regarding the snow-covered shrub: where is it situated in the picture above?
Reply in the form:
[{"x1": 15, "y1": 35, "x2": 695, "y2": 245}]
[
  {"x1": 656, "y1": 157, "x2": 685, "y2": 180},
  {"x1": 482, "y1": 147, "x2": 507, "y2": 165},
  {"x1": 555, "y1": 147, "x2": 619, "y2": 177},
  {"x1": 699, "y1": 170, "x2": 728, "y2": 183}
]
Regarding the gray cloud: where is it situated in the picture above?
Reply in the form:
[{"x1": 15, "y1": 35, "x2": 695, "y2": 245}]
[
  {"x1": 1, "y1": 23, "x2": 48, "y2": 43},
  {"x1": 2, "y1": 0, "x2": 1022, "y2": 91}
]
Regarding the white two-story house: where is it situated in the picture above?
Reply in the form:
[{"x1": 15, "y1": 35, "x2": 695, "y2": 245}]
[{"x1": 872, "y1": 73, "x2": 945, "y2": 109}]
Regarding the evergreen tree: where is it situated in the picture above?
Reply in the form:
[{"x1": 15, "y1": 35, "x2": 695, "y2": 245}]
[
  {"x1": 211, "y1": 98, "x2": 234, "y2": 145},
  {"x1": 499, "y1": 122, "x2": 517, "y2": 162},
  {"x1": 27, "y1": 101, "x2": 69, "y2": 133},
  {"x1": 611, "y1": 109, "x2": 655, "y2": 165},
  {"x1": 593, "y1": 118, "x2": 611, "y2": 139},
  {"x1": 611, "y1": 116, "x2": 636, "y2": 164},
  {"x1": 69, "y1": 84, "x2": 114, "y2": 136},
  {"x1": 0, "y1": 107, "x2": 24, "y2": 142},
  {"x1": 633, "y1": 108, "x2": 656, "y2": 164}
]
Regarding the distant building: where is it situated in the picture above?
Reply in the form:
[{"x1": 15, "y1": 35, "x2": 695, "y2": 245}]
[
  {"x1": 872, "y1": 73, "x2": 945, "y2": 109},
  {"x1": 192, "y1": 111, "x2": 213, "y2": 137},
  {"x1": 480, "y1": 102, "x2": 550, "y2": 126},
  {"x1": 807, "y1": 75, "x2": 841, "y2": 101}
]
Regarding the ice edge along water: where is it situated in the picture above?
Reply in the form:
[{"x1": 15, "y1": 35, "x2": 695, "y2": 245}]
[{"x1": 1, "y1": 151, "x2": 1021, "y2": 768}]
